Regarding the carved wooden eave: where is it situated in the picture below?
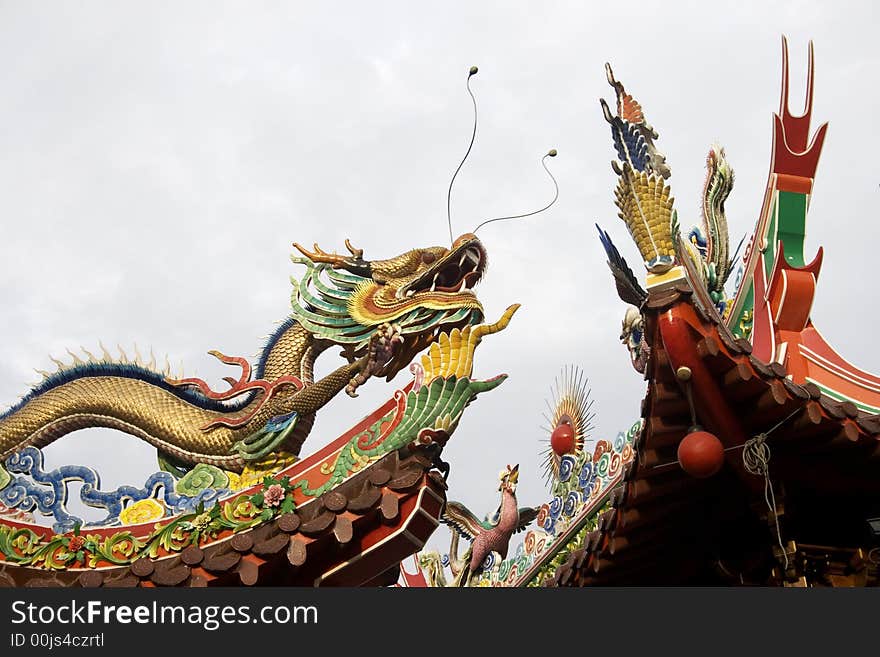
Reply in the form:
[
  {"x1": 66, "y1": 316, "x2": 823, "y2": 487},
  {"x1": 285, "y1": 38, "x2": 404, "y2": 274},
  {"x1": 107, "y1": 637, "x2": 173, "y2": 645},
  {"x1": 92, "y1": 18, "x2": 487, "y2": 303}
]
[
  {"x1": 0, "y1": 446, "x2": 446, "y2": 588},
  {"x1": 546, "y1": 284, "x2": 880, "y2": 586}
]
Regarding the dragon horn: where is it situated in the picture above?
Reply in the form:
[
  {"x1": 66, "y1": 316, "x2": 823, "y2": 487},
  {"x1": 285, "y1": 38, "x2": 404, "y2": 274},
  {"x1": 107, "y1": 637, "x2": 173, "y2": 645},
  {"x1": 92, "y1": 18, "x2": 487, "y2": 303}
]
[
  {"x1": 293, "y1": 242, "x2": 343, "y2": 265},
  {"x1": 292, "y1": 240, "x2": 372, "y2": 276},
  {"x1": 344, "y1": 238, "x2": 363, "y2": 259}
]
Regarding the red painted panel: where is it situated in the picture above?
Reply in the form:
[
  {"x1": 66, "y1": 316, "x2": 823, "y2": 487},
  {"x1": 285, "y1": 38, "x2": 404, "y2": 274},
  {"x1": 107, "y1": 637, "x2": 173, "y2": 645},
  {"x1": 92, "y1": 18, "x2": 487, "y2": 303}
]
[
  {"x1": 772, "y1": 116, "x2": 827, "y2": 178},
  {"x1": 769, "y1": 270, "x2": 816, "y2": 332},
  {"x1": 751, "y1": 258, "x2": 775, "y2": 363},
  {"x1": 776, "y1": 174, "x2": 813, "y2": 195}
]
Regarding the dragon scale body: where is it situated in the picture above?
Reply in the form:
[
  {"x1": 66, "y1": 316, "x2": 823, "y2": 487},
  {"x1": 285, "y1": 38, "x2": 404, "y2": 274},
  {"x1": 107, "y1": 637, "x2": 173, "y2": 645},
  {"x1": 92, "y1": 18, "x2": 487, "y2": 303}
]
[{"x1": 0, "y1": 322, "x2": 356, "y2": 470}]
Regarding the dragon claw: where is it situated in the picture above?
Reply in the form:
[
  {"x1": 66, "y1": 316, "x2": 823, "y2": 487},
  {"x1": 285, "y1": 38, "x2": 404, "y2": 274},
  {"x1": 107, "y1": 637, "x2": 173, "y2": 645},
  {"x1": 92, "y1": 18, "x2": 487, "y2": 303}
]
[
  {"x1": 345, "y1": 323, "x2": 403, "y2": 397},
  {"x1": 346, "y1": 377, "x2": 360, "y2": 398}
]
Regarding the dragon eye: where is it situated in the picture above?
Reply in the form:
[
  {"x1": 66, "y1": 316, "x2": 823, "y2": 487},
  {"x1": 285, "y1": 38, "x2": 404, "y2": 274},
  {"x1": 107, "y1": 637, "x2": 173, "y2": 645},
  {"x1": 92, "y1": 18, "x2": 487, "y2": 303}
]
[{"x1": 422, "y1": 252, "x2": 436, "y2": 265}]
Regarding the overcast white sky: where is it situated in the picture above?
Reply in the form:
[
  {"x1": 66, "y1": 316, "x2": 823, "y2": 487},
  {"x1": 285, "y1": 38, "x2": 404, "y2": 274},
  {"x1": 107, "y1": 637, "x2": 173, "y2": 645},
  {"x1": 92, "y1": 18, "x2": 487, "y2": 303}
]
[{"x1": 1, "y1": 2, "x2": 878, "y2": 557}]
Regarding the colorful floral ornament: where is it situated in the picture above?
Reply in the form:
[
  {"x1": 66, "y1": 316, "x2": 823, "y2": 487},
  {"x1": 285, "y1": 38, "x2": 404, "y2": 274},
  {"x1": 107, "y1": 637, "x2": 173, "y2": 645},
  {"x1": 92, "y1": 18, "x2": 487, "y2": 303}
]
[
  {"x1": 0, "y1": 471, "x2": 303, "y2": 570},
  {"x1": 263, "y1": 484, "x2": 285, "y2": 507},
  {"x1": 119, "y1": 499, "x2": 166, "y2": 525}
]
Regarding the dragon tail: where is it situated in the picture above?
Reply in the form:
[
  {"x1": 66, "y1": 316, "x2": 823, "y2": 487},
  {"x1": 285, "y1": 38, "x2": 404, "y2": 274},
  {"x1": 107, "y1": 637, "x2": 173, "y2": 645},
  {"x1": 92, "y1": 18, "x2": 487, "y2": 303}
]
[{"x1": 0, "y1": 361, "x2": 250, "y2": 470}]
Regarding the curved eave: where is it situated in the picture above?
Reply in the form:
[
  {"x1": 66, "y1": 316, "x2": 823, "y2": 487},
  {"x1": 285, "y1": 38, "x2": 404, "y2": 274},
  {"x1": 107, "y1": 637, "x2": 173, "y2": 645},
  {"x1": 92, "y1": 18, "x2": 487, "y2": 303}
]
[
  {"x1": 546, "y1": 284, "x2": 880, "y2": 586},
  {"x1": 0, "y1": 447, "x2": 446, "y2": 588}
]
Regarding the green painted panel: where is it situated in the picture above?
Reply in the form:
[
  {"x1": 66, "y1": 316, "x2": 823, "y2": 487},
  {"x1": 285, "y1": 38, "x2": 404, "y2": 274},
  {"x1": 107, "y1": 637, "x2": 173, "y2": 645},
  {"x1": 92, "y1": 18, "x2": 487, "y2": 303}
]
[
  {"x1": 764, "y1": 194, "x2": 778, "y2": 280},
  {"x1": 776, "y1": 191, "x2": 807, "y2": 267},
  {"x1": 729, "y1": 282, "x2": 754, "y2": 338}
]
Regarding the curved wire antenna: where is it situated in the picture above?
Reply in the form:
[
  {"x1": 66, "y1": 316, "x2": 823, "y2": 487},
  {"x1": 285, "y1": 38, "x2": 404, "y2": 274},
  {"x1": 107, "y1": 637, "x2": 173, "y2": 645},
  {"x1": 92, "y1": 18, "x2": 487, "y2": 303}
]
[
  {"x1": 472, "y1": 150, "x2": 559, "y2": 234},
  {"x1": 446, "y1": 66, "x2": 479, "y2": 244}
]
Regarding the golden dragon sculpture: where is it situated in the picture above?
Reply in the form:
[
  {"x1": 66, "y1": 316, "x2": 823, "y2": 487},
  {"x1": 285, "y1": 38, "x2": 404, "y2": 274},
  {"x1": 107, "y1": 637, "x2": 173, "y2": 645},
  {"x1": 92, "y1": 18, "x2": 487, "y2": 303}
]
[{"x1": 0, "y1": 233, "x2": 488, "y2": 473}]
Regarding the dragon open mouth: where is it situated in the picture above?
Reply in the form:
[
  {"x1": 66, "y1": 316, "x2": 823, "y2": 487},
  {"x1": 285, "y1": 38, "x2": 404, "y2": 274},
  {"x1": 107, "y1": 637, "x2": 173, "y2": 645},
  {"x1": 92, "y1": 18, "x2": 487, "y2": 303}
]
[{"x1": 400, "y1": 239, "x2": 487, "y2": 299}]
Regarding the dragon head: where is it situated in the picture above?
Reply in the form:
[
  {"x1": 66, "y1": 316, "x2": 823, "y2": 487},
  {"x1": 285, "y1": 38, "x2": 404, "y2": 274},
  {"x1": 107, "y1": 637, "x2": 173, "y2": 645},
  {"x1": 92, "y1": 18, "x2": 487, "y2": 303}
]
[{"x1": 291, "y1": 233, "x2": 486, "y2": 380}]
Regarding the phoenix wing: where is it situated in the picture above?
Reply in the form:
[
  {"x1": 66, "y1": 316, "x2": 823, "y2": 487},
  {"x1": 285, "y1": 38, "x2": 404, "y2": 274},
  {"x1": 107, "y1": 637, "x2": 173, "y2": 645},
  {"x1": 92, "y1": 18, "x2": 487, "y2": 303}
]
[
  {"x1": 442, "y1": 501, "x2": 494, "y2": 542},
  {"x1": 596, "y1": 224, "x2": 648, "y2": 307},
  {"x1": 515, "y1": 507, "x2": 539, "y2": 533}
]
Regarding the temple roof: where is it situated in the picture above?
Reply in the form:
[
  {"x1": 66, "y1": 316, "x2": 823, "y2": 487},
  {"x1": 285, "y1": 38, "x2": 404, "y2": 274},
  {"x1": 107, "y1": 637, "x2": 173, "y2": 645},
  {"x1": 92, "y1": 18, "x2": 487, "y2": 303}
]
[
  {"x1": 547, "y1": 283, "x2": 880, "y2": 586},
  {"x1": 1, "y1": 448, "x2": 445, "y2": 588}
]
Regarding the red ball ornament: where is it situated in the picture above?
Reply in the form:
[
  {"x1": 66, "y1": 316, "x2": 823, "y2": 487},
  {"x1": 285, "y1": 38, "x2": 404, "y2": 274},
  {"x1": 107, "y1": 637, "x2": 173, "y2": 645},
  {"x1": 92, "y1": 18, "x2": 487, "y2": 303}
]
[
  {"x1": 550, "y1": 423, "x2": 576, "y2": 456},
  {"x1": 677, "y1": 429, "x2": 724, "y2": 478}
]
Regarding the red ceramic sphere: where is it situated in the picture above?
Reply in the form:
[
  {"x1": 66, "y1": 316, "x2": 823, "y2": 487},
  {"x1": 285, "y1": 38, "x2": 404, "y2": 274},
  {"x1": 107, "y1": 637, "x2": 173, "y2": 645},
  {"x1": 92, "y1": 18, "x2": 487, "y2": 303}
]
[
  {"x1": 550, "y1": 423, "x2": 576, "y2": 456},
  {"x1": 677, "y1": 430, "x2": 724, "y2": 478}
]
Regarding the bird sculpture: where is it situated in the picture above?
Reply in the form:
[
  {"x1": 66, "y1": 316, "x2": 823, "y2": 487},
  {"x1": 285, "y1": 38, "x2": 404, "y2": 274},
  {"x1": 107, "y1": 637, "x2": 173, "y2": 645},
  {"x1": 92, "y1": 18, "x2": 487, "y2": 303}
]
[{"x1": 442, "y1": 464, "x2": 538, "y2": 586}]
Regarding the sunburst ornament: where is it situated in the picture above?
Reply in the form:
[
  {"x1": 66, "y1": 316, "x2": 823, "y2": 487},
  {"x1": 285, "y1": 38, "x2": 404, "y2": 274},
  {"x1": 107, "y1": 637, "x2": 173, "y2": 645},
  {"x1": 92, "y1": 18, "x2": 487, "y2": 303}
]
[{"x1": 540, "y1": 365, "x2": 595, "y2": 487}]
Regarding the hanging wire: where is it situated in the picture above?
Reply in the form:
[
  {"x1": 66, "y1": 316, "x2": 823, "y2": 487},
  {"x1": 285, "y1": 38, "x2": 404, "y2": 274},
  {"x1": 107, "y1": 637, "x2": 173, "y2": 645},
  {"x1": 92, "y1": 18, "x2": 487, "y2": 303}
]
[
  {"x1": 472, "y1": 150, "x2": 559, "y2": 234},
  {"x1": 742, "y1": 433, "x2": 789, "y2": 573},
  {"x1": 741, "y1": 405, "x2": 802, "y2": 577},
  {"x1": 446, "y1": 66, "x2": 479, "y2": 244}
]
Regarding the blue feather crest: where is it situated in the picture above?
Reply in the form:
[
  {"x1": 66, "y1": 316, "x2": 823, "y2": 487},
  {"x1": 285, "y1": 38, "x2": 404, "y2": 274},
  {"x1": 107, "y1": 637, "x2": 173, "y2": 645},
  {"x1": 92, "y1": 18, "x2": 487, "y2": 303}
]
[{"x1": 610, "y1": 119, "x2": 649, "y2": 172}]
